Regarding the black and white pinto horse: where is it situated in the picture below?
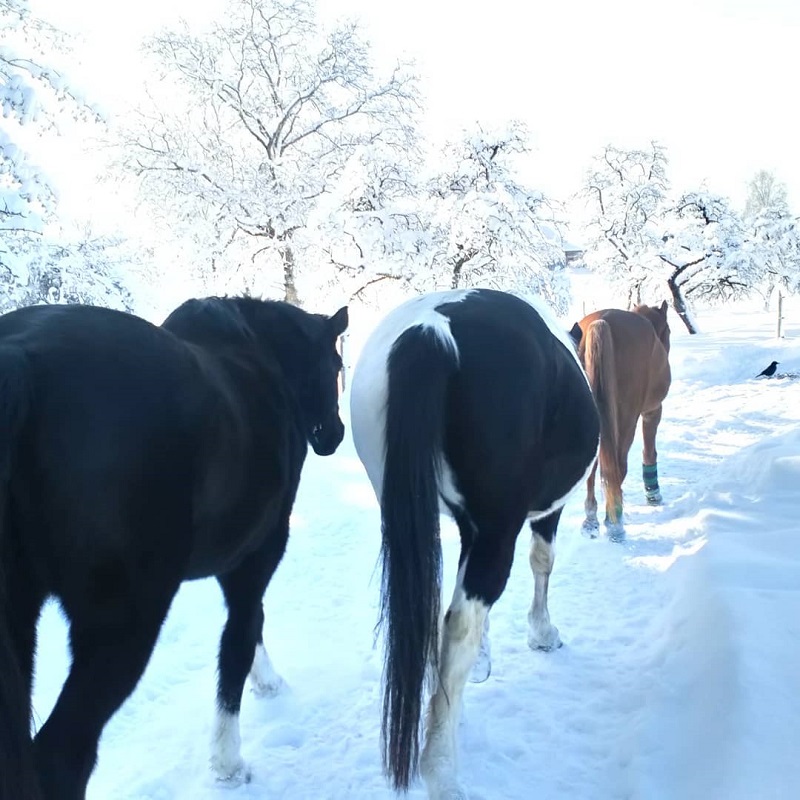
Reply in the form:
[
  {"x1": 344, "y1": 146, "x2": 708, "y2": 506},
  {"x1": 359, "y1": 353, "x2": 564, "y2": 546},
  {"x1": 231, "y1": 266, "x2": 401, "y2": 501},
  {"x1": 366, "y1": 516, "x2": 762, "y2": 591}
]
[
  {"x1": 0, "y1": 297, "x2": 347, "y2": 800},
  {"x1": 350, "y1": 288, "x2": 600, "y2": 798}
]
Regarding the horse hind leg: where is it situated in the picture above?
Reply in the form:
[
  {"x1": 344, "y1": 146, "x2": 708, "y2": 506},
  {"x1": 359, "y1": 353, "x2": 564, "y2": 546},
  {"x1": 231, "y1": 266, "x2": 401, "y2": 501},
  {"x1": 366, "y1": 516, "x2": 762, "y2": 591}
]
[
  {"x1": 212, "y1": 532, "x2": 288, "y2": 785},
  {"x1": 212, "y1": 576, "x2": 265, "y2": 785},
  {"x1": 604, "y1": 418, "x2": 637, "y2": 541},
  {"x1": 7, "y1": 554, "x2": 46, "y2": 707},
  {"x1": 642, "y1": 405, "x2": 663, "y2": 505},
  {"x1": 33, "y1": 583, "x2": 177, "y2": 800},
  {"x1": 421, "y1": 577, "x2": 488, "y2": 800},
  {"x1": 528, "y1": 509, "x2": 563, "y2": 651},
  {"x1": 421, "y1": 525, "x2": 516, "y2": 800},
  {"x1": 451, "y1": 517, "x2": 491, "y2": 685},
  {"x1": 582, "y1": 460, "x2": 600, "y2": 537}
]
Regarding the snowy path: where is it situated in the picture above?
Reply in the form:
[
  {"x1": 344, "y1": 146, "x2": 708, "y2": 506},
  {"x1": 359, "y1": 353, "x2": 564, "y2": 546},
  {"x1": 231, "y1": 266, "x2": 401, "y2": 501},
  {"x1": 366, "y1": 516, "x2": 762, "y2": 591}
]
[{"x1": 31, "y1": 303, "x2": 800, "y2": 799}]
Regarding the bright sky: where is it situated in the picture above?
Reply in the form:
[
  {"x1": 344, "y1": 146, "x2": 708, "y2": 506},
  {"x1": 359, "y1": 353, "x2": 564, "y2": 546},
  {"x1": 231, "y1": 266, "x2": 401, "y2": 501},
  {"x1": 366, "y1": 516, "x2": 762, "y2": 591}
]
[{"x1": 34, "y1": 0, "x2": 800, "y2": 212}]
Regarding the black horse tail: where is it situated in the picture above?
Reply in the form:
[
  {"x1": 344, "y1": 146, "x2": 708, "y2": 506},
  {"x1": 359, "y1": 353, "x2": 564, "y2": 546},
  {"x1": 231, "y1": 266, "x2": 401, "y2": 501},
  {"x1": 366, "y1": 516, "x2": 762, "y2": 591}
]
[
  {"x1": 380, "y1": 324, "x2": 458, "y2": 791},
  {"x1": 583, "y1": 318, "x2": 623, "y2": 520},
  {"x1": 0, "y1": 347, "x2": 39, "y2": 800}
]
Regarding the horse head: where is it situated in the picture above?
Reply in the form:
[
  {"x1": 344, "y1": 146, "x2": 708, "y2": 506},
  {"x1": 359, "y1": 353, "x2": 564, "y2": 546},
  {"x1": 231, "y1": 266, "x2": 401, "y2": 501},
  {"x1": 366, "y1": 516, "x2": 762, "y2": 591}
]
[
  {"x1": 301, "y1": 305, "x2": 349, "y2": 455},
  {"x1": 634, "y1": 300, "x2": 670, "y2": 354},
  {"x1": 230, "y1": 300, "x2": 349, "y2": 456}
]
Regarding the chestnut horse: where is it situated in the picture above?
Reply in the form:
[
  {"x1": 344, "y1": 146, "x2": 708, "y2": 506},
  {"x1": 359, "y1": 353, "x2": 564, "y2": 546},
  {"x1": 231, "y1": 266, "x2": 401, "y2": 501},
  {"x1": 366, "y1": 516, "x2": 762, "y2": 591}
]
[{"x1": 570, "y1": 301, "x2": 671, "y2": 537}]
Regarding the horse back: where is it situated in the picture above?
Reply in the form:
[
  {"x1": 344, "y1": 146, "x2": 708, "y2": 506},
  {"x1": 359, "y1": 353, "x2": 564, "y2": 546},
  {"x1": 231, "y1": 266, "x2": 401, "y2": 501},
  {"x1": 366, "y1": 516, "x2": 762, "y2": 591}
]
[{"x1": 0, "y1": 305, "x2": 298, "y2": 594}]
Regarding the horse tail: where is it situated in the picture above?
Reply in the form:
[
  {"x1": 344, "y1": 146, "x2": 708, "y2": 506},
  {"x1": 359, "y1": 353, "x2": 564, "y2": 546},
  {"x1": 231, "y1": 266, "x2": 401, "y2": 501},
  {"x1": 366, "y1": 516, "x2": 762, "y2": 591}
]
[
  {"x1": 380, "y1": 324, "x2": 457, "y2": 791},
  {"x1": 0, "y1": 348, "x2": 39, "y2": 800},
  {"x1": 583, "y1": 319, "x2": 623, "y2": 518}
]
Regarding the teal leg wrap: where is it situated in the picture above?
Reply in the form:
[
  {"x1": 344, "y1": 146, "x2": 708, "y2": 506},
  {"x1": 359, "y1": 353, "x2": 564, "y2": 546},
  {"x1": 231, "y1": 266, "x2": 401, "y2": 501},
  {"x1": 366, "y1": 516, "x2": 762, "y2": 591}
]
[{"x1": 643, "y1": 463, "x2": 662, "y2": 504}]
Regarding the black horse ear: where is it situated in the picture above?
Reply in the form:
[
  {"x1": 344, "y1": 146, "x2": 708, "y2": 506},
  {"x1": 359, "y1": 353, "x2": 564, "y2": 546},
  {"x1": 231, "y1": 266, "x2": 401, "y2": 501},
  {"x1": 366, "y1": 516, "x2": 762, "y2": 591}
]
[
  {"x1": 329, "y1": 306, "x2": 349, "y2": 336},
  {"x1": 660, "y1": 300, "x2": 668, "y2": 313},
  {"x1": 568, "y1": 322, "x2": 582, "y2": 346}
]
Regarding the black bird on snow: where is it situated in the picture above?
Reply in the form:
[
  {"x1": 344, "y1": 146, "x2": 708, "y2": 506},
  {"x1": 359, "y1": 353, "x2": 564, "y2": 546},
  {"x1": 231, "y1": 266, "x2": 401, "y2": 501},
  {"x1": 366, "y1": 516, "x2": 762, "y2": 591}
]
[{"x1": 756, "y1": 360, "x2": 779, "y2": 378}]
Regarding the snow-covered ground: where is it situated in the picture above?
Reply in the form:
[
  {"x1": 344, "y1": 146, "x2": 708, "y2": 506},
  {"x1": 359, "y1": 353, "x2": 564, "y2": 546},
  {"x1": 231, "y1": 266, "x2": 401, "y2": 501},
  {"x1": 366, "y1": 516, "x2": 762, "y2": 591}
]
[{"x1": 31, "y1": 290, "x2": 800, "y2": 799}]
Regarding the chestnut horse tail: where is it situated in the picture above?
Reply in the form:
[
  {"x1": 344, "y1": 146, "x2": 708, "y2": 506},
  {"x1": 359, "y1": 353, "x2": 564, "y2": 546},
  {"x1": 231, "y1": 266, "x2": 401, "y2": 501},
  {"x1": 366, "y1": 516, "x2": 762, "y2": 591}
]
[{"x1": 583, "y1": 319, "x2": 623, "y2": 520}]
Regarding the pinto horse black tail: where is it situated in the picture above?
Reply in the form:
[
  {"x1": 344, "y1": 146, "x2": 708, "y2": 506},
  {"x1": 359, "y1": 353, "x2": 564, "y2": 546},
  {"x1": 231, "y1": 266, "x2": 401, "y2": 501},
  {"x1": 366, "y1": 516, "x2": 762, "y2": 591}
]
[
  {"x1": 0, "y1": 348, "x2": 39, "y2": 800},
  {"x1": 380, "y1": 325, "x2": 458, "y2": 791}
]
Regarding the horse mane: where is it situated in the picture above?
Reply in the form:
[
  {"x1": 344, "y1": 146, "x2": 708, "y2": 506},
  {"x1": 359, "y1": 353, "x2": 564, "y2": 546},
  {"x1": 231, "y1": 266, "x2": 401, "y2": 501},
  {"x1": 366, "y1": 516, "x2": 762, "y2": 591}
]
[{"x1": 161, "y1": 297, "x2": 258, "y2": 348}]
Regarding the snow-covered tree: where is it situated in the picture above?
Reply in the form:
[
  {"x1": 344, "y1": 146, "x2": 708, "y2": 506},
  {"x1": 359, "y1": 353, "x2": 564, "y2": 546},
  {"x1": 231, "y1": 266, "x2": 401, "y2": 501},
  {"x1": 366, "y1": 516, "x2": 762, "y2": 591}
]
[
  {"x1": 657, "y1": 190, "x2": 763, "y2": 332},
  {"x1": 421, "y1": 123, "x2": 569, "y2": 312},
  {"x1": 751, "y1": 208, "x2": 800, "y2": 300},
  {"x1": 579, "y1": 142, "x2": 669, "y2": 308},
  {"x1": 1, "y1": 229, "x2": 138, "y2": 313},
  {"x1": 0, "y1": 0, "x2": 100, "y2": 231},
  {"x1": 744, "y1": 169, "x2": 788, "y2": 221},
  {"x1": 0, "y1": 0, "x2": 143, "y2": 312},
  {"x1": 122, "y1": 0, "x2": 420, "y2": 306},
  {"x1": 306, "y1": 141, "x2": 426, "y2": 303}
]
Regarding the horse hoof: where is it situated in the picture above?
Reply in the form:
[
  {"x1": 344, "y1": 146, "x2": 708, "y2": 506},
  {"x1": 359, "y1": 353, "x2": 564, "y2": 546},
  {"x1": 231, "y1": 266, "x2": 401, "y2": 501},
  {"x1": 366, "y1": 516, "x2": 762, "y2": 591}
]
[
  {"x1": 212, "y1": 760, "x2": 252, "y2": 787},
  {"x1": 423, "y1": 775, "x2": 468, "y2": 800},
  {"x1": 605, "y1": 523, "x2": 625, "y2": 543},
  {"x1": 645, "y1": 491, "x2": 663, "y2": 506},
  {"x1": 528, "y1": 624, "x2": 562, "y2": 651},
  {"x1": 581, "y1": 519, "x2": 600, "y2": 538},
  {"x1": 250, "y1": 673, "x2": 285, "y2": 698}
]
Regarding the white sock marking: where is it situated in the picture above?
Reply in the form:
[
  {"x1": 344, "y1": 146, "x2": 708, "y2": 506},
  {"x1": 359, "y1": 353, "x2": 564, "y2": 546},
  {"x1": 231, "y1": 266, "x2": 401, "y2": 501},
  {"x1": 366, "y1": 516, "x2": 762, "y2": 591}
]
[
  {"x1": 422, "y1": 559, "x2": 488, "y2": 799},
  {"x1": 210, "y1": 709, "x2": 248, "y2": 784},
  {"x1": 528, "y1": 533, "x2": 561, "y2": 650},
  {"x1": 249, "y1": 642, "x2": 285, "y2": 697}
]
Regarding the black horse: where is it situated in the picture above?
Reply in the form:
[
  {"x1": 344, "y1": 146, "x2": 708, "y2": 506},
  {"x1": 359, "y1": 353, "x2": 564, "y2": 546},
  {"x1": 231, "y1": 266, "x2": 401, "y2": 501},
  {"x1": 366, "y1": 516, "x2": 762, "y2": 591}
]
[
  {"x1": 0, "y1": 296, "x2": 347, "y2": 800},
  {"x1": 350, "y1": 288, "x2": 599, "y2": 799}
]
